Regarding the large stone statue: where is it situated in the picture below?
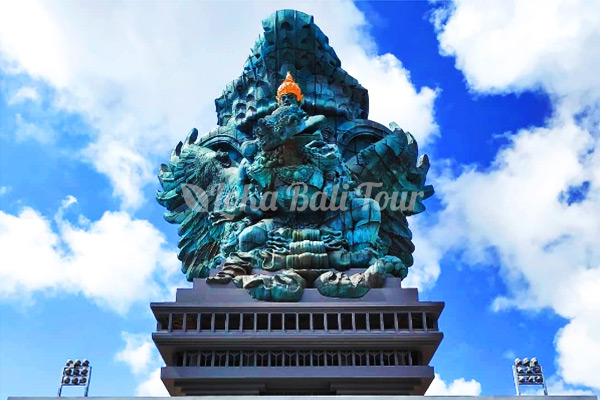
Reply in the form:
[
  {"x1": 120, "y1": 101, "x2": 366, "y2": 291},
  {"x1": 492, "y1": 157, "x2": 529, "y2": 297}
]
[{"x1": 156, "y1": 10, "x2": 433, "y2": 301}]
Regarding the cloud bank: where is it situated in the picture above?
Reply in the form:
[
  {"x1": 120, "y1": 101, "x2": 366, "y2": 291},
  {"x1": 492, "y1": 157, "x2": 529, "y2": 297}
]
[
  {"x1": 431, "y1": 0, "x2": 600, "y2": 391},
  {"x1": 426, "y1": 373, "x2": 482, "y2": 395},
  {"x1": 0, "y1": 1, "x2": 438, "y2": 210},
  {"x1": 0, "y1": 196, "x2": 179, "y2": 313}
]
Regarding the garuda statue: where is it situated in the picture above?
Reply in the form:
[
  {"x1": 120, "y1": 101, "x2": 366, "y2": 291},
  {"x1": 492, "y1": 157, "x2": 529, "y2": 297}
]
[{"x1": 156, "y1": 10, "x2": 433, "y2": 302}]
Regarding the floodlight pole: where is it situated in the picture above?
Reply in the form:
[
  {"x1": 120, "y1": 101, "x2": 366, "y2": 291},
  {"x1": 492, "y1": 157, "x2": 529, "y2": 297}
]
[
  {"x1": 540, "y1": 364, "x2": 549, "y2": 396},
  {"x1": 512, "y1": 365, "x2": 521, "y2": 396},
  {"x1": 83, "y1": 366, "x2": 92, "y2": 397},
  {"x1": 57, "y1": 377, "x2": 63, "y2": 398}
]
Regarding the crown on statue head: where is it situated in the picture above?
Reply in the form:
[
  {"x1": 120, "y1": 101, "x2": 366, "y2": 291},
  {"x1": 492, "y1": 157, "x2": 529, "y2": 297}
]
[{"x1": 277, "y1": 72, "x2": 303, "y2": 103}]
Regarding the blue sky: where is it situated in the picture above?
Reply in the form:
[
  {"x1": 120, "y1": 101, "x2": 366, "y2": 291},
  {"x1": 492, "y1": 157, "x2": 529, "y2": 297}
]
[{"x1": 1, "y1": 0, "x2": 599, "y2": 397}]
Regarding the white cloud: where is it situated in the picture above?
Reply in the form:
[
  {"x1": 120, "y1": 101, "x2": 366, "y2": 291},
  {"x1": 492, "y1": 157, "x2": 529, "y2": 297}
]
[
  {"x1": 428, "y1": 112, "x2": 600, "y2": 391},
  {"x1": 115, "y1": 331, "x2": 169, "y2": 395},
  {"x1": 519, "y1": 376, "x2": 596, "y2": 396},
  {"x1": 82, "y1": 139, "x2": 154, "y2": 211},
  {"x1": 8, "y1": 86, "x2": 39, "y2": 104},
  {"x1": 431, "y1": 0, "x2": 600, "y2": 392},
  {"x1": 0, "y1": 197, "x2": 180, "y2": 313},
  {"x1": 0, "y1": 186, "x2": 11, "y2": 196},
  {"x1": 433, "y1": 0, "x2": 600, "y2": 100},
  {"x1": 555, "y1": 303, "x2": 600, "y2": 391},
  {"x1": 402, "y1": 215, "x2": 442, "y2": 291},
  {"x1": 545, "y1": 378, "x2": 596, "y2": 396},
  {"x1": 502, "y1": 349, "x2": 516, "y2": 360},
  {"x1": 346, "y1": 53, "x2": 439, "y2": 146},
  {"x1": 14, "y1": 113, "x2": 54, "y2": 144},
  {"x1": 425, "y1": 373, "x2": 482, "y2": 395},
  {"x1": 135, "y1": 368, "x2": 169, "y2": 396},
  {"x1": 115, "y1": 332, "x2": 155, "y2": 375},
  {"x1": 0, "y1": 1, "x2": 438, "y2": 210}
]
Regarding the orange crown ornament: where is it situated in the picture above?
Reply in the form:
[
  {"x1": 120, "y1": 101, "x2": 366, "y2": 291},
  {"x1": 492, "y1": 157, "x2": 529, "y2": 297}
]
[{"x1": 277, "y1": 72, "x2": 303, "y2": 103}]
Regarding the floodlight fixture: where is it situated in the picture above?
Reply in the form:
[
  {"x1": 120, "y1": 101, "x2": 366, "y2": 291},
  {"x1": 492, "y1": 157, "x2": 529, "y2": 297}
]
[
  {"x1": 516, "y1": 366, "x2": 524, "y2": 374},
  {"x1": 512, "y1": 356, "x2": 548, "y2": 396},
  {"x1": 58, "y1": 359, "x2": 92, "y2": 397}
]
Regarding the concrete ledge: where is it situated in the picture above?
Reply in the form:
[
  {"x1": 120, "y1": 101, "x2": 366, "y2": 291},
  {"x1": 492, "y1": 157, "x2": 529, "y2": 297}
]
[
  {"x1": 7, "y1": 396, "x2": 599, "y2": 400},
  {"x1": 170, "y1": 280, "x2": 424, "y2": 306}
]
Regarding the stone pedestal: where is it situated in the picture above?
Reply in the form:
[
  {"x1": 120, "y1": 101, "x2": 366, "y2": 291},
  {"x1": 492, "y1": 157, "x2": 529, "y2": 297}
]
[{"x1": 151, "y1": 278, "x2": 444, "y2": 395}]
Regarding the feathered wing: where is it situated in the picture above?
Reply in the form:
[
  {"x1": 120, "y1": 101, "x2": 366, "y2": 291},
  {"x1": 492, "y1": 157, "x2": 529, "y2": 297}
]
[
  {"x1": 156, "y1": 128, "x2": 241, "y2": 280},
  {"x1": 345, "y1": 127, "x2": 433, "y2": 268}
]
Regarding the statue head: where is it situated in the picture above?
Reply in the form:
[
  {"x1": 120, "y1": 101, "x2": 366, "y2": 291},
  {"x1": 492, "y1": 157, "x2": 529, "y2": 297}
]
[{"x1": 277, "y1": 72, "x2": 303, "y2": 106}]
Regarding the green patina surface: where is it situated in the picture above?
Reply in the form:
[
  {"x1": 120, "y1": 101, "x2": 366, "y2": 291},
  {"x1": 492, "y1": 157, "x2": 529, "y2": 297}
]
[{"x1": 156, "y1": 10, "x2": 433, "y2": 301}]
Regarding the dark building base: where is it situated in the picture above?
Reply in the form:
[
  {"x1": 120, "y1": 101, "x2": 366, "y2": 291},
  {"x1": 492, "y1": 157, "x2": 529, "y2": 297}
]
[
  {"x1": 151, "y1": 277, "x2": 444, "y2": 396},
  {"x1": 162, "y1": 366, "x2": 433, "y2": 395},
  {"x1": 9, "y1": 397, "x2": 600, "y2": 400}
]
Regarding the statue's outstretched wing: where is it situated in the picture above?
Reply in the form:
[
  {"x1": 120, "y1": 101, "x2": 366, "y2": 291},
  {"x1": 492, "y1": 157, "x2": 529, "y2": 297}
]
[
  {"x1": 156, "y1": 128, "x2": 241, "y2": 280},
  {"x1": 345, "y1": 127, "x2": 433, "y2": 267}
]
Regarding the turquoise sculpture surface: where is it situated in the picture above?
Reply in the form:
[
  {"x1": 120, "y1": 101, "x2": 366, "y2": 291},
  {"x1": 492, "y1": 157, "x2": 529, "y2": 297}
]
[{"x1": 156, "y1": 10, "x2": 433, "y2": 301}]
